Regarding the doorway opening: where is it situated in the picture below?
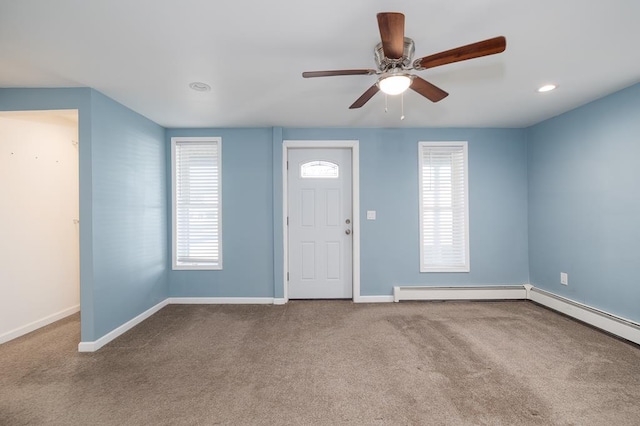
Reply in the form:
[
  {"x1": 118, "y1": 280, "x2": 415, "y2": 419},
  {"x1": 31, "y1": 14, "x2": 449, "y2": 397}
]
[{"x1": 0, "y1": 110, "x2": 80, "y2": 344}]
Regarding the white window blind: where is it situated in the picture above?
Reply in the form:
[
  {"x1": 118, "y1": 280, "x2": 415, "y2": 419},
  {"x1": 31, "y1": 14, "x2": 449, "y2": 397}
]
[
  {"x1": 171, "y1": 137, "x2": 222, "y2": 270},
  {"x1": 419, "y1": 142, "x2": 469, "y2": 272}
]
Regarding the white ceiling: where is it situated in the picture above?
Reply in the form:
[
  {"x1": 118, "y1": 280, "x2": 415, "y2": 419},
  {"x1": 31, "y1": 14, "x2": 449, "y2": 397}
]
[{"x1": 1, "y1": 0, "x2": 639, "y2": 129}]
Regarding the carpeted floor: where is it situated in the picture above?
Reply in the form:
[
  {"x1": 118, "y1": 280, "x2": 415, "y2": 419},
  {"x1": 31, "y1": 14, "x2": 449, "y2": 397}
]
[{"x1": 1, "y1": 301, "x2": 639, "y2": 425}]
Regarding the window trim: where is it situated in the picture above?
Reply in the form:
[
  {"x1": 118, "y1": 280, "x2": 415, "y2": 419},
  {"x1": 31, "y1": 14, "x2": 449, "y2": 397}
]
[
  {"x1": 418, "y1": 141, "x2": 470, "y2": 273},
  {"x1": 171, "y1": 136, "x2": 222, "y2": 270}
]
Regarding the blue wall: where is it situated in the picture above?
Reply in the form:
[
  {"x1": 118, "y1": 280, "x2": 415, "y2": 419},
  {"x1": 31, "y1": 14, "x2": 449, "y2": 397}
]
[
  {"x1": 527, "y1": 83, "x2": 640, "y2": 323},
  {"x1": 0, "y1": 88, "x2": 168, "y2": 341},
  {"x1": 6, "y1": 82, "x2": 638, "y2": 343},
  {"x1": 165, "y1": 128, "x2": 275, "y2": 298},
  {"x1": 166, "y1": 127, "x2": 530, "y2": 298},
  {"x1": 90, "y1": 91, "x2": 168, "y2": 339},
  {"x1": 283, "y1": 128, "x2": 530, "y2": 295}
]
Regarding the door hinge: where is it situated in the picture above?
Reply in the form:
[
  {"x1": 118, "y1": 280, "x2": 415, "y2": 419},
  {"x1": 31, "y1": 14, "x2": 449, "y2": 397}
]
[
  {"x1": 287, "y1": 216, "x2": 289, "y2": 226},
  {"x1": 287, "y1": 272, "x2": 289, "y2": 281},
  {"x1": 286, "y1": 161, "x2": 289, "y2": 170}
]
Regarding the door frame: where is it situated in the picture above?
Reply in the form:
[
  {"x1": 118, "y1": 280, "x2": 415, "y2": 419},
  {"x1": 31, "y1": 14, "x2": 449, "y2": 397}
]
[{"x1": 282, "y1": 140, "x2": 360, "y2": 302}]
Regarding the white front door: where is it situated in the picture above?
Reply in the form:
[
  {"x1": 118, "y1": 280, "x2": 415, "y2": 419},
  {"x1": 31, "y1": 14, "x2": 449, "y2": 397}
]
[{"x1": 287, "y1": 148, "x2": 353, "y2": 299}]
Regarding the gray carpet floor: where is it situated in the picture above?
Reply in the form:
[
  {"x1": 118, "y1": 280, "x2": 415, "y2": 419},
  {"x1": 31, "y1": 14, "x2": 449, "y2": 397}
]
[{"x1": 1, "y1": 301, "x2": 639, "y2": 425}]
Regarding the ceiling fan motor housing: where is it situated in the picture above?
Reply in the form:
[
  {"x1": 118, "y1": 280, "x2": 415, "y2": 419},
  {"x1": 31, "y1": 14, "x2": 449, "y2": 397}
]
[{"x1": 374, "y1": 37, "x2": 415, "y2": 71}]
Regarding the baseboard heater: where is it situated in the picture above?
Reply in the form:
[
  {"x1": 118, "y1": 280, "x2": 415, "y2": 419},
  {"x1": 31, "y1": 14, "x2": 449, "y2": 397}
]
[
  {"x1": 393, "y1": 285, "x2": 527, "y2": 302},
  {"x1": 528, "y1": 286, "x2": 640, "y2": 345},
  {"x1": 392, "y1": 284, "x2": 640, "y2": 346}
]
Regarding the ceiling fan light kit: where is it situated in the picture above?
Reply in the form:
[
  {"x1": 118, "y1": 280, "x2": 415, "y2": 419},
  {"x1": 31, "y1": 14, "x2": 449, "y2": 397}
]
[
  {"x1": 302, "y1": 12, "x2": 507, "y2": 112},
  {"x1": 378, "y1": 73, "x2": 412, "y2": 95}
]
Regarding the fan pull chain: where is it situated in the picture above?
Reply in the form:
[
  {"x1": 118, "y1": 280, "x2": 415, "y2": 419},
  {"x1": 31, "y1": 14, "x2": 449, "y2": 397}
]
[{"x1": 383, "y1": 93, "x2": 407, "y2": 120}]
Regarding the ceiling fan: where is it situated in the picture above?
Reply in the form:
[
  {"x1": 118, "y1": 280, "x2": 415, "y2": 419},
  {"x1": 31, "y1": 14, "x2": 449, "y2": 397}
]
[{"x1": 302, "y1": 12, "x2": 506, "y2": 109}]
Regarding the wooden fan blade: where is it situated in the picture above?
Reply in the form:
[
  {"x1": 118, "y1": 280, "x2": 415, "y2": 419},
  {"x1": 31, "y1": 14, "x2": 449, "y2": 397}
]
[
  {"x1": 302, "y1": 69, "x2": 377, "y2": 78},
  {"x1": 349, "y1": 84, "x2": 380, "y2": 109},
  {"x1": 410, "y1": 76, "x2": 449, "y2": 102},
  {"x1": 414, "y1": 36, "x2": 506, "y2": 70},
  {"x1": 377, "y1": 12, "x2": 405, "y2": 59}
]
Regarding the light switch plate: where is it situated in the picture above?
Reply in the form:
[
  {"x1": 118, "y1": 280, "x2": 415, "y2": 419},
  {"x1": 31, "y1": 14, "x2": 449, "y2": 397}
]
[{"x1": 366, "y1": 210, "x2": 376, "y2": 220}]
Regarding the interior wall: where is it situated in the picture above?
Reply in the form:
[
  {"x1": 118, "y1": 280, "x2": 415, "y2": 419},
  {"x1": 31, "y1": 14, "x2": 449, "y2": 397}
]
[
  {"x1": 0, "y1": 88, "x2": 169, "y2": 344},
  {"x1": 166, "y1": 127, "x2": 529, "y2": 298},
  {"x1": 90, "y1": 91, "x2": 169, "y2": 340},
  {"x1": 527, "y1": 82, "x2": 640, "y2": 323},
  {"x1": 6, "y1": 83, "x2": 636, "y2": 344},
  {"x1": 165, "y1": 128, "x2": 275, "y2": 298},
  {"x1": 0, "y1": 110, "x2": 79, "y2": 342},
  {"x1": 283, "y1": 128, "x2": 530, "y2": 296}
]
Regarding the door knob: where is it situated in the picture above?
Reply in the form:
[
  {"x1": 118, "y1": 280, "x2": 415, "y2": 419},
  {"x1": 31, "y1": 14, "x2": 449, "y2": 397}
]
[{"x1": 345, "y1": 229, "x2": 351, "y2": 235}]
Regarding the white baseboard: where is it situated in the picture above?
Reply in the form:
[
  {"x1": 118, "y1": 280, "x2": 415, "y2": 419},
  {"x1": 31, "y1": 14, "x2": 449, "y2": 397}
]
[
  {"x1": 75, "y1": 285, "x2": 640, "y2": 353},
  {"x1": 78, "y1": 299, "x2": 169, "y2": 352},
  {"x1": 77, "y1": 297, "x2": 283, "y2": 352},
  {"x1": 355, "y1": 295, "x2": 395, "y2": 303},
  {"x1": 528, "y1": 286, "x2": 640, "y2": 346},
  {"x1": 393, "y1": 285, "x2": 527, "y2": 302},
  {"x1": 0, "y1": 304, "x2": 80, "y2": 345},
  {"x1": 168, "y1": 297, "x2": 277, "y2": 305}
]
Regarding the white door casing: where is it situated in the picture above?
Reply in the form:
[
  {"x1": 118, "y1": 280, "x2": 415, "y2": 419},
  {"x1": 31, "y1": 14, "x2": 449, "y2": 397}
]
[{"x1": 283, "y1": 141, "x2": 359, "y2": 300}]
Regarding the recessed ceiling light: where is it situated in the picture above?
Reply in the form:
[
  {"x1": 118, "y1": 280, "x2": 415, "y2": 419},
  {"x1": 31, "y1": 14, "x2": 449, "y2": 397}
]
[
  {"x1": 537, "y1": 84, "x2": 557, "y2": 93},
  {"x1": 189, "y1": 82, "x2": 211, "y2": 92}
]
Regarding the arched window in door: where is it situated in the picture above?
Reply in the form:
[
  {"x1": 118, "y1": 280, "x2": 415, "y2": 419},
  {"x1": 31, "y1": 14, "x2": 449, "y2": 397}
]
[{"x1": 300, "y1": 160, "x2": 339, "y2": 178}]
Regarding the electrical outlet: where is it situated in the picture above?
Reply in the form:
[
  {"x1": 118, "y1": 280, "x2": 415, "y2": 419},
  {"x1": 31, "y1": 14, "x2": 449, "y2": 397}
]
[{"x1": 560, "y1": 272, "x2": 568, "y2": 286}]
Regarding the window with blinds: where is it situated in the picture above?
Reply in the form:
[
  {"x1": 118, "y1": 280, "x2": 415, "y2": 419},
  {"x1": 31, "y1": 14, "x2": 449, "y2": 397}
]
[
  {"x1": 418, "y1": 142, "x2": 469, "y2": 272},
  {"x1": 171, "y1": 137, "x2": 222, "y2": 270}
]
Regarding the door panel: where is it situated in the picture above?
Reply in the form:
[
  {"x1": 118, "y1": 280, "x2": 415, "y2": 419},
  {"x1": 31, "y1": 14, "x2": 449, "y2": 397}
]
[
  {"x1": 301, "y1": 189, "x2": 315, "y2": 226},
  {"x1": 302, "y1": 242, "x2": 316, "y2": 279},
  {"x1": 288, "y1": 148, "x2": 352, "y2": 299},
  {"x1": 326, "y1": 242, "x2": 341, "y2": 279},
  {"x1": 326, "y1": 189, "x2": 339, "y2": 226}
]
